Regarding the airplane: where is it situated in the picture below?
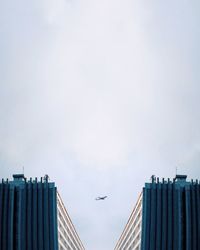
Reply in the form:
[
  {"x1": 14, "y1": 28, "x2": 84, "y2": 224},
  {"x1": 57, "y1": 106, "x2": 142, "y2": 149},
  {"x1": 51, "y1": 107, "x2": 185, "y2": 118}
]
[{"x1": 95, "y1": 196, "x2": 107, "y2": 201}]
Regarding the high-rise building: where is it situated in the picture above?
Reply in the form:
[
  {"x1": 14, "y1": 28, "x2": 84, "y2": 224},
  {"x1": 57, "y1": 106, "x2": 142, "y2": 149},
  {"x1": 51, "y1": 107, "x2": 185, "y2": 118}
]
[
  {"x1": 141, "y1": 175, "x2": 200, "y2": 250},
  {"x1": 0, "y1": 174, "x2": 85, "y2": 250},
  {"x1": 57, "y1": 192, "x2": 85, "y2": 250},
  {"x1": 114, "y1": 175, "x2": 200, "y2": 250},
  {"x1": 114, "y1": 193, "x2": 142, "y2": 250}
]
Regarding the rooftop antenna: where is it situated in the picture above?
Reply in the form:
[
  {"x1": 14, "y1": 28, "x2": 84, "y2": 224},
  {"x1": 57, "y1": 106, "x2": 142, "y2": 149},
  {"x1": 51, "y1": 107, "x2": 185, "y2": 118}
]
[
  {"x1": 176, "y1": 166, "x2": 178, "y2": 175},
  {"x1": 22, "y1": 166, "x2": 24, "y2": 175}
]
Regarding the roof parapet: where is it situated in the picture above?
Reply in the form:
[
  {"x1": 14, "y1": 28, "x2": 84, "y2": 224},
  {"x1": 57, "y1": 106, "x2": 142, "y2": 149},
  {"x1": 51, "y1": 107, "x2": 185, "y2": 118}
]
[
  {"x1": 13, "y1": 174, "x2": 25, "y2": 181},
  {"x1": 175, "y1": 174, "x2": 187, "y2": 182}
]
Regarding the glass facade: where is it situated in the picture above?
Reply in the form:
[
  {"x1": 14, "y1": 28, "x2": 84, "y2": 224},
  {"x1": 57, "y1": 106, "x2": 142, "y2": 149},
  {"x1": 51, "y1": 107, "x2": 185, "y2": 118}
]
[
  {"x1": 0, "y1": 175, "x2": 58, "y2": 250},
  {"x1": 141, "y1": 175, "x2": 200, "y2": 250}
]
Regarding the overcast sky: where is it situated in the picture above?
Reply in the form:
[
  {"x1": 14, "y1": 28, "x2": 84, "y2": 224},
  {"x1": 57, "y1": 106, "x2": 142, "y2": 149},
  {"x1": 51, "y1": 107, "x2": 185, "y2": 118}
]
[{"x1": 0, "y1": 0, "x2": 200, "y2": 249}]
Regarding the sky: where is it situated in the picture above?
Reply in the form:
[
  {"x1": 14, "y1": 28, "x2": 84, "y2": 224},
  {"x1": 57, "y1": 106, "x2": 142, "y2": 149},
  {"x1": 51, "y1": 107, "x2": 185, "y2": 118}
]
[{"x1": 0, "y1": 0, "x2": 200, "y2": 249}]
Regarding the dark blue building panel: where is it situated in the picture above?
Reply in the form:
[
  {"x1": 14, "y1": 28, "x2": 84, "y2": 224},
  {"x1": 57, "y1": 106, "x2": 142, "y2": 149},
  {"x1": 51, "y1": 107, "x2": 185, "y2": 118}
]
[
  {"x1": 141, "y1": 175, "x2": 200, "y2": 250},
  {"x1": 0, "y1": 175, "x2": 58, "y2": 250}
]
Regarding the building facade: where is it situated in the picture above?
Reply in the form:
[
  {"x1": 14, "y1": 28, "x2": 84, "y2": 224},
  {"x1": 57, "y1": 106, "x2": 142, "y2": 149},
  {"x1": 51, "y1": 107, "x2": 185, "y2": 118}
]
[
  {"x1": 57, "y1": 192, "x2": 85, "y2": 250},
  {"x1": 114, "y1": 192, "x2": 142, "y2": 250},
  {"x1": 141, "y1": 175, "x2": 200, "y2": 250},
  {"x1": 0, "y1": 174, "x2": 85, "y2": 250},
  {"x1": 114, "y1": 175, "x2": 200, "y2": 250}
]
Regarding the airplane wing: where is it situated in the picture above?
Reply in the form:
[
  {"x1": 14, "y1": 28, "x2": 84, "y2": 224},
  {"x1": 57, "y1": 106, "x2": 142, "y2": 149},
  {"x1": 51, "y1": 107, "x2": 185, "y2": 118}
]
[{"x1": 95, "y1": 196, "x2": 107, "y2": 200}]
